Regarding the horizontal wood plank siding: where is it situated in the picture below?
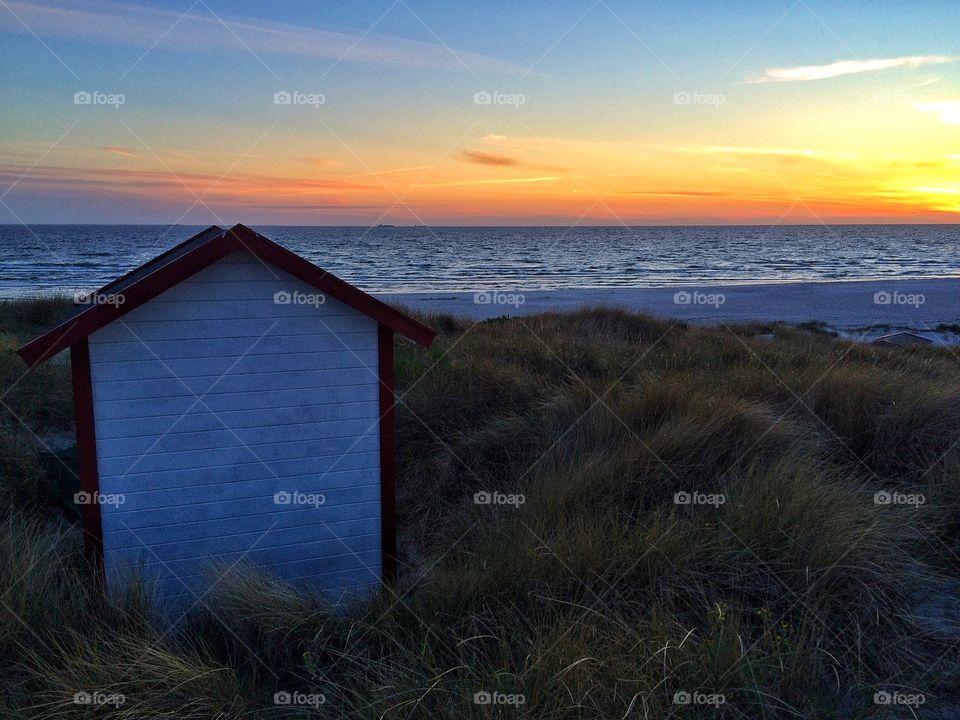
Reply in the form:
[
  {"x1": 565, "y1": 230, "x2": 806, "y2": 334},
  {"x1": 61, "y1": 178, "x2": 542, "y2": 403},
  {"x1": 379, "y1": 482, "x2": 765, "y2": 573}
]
[
  {"x1": 96, "y1": 417, "x2": 379, "y2": 458},
  {"x1": 139, "y1": 567, "x2": 377, "y2": 605},
  {"x1": 101, "y1": 484, "x2": 380, "y2": 530},
  {"x1": 104, "y1": 503, "x2": 381, "y2": 549},
  {"x1": 91, "y1": 348, "x2": 376, "y2": 382},
  {"x1": 93, "y1": 384, "x2": 379, "y2": 421},
  {"x1": 90, "y1": 333, "x2": 378, "y2": 361},
  {"x1": 95, "y1": 402, "x2": 377, "y2": 440},
  {"x1": 109, "y1": 520, "x2": 379, "y2": 563},
  {"x1": 97, "y1": 453, "x2": 378, "y2": 492},
  {"x1": 89, "y1": 251, "x2": 382, "y2": 603},
  {"x1": 93, "y1": 367, "x2": 379, "y2": 401},
  {"x1": 109, "y1": 467, "x2": 380, "y2": 509}
]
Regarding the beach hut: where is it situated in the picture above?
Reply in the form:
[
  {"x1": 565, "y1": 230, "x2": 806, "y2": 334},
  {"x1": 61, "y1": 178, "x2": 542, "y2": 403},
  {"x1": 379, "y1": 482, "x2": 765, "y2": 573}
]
[
  {"x1": 17, "y1": 224, "x2": 435, "y2": 603},
  {"x1": 872, "y1": 331, "x2": 932, "y2": 347}
]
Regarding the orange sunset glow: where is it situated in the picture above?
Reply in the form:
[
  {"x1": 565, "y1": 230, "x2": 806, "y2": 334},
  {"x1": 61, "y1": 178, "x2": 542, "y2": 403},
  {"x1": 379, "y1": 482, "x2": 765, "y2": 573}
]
[{"x1": 1, "y1": 0, "x2": 959, "y2": 224}]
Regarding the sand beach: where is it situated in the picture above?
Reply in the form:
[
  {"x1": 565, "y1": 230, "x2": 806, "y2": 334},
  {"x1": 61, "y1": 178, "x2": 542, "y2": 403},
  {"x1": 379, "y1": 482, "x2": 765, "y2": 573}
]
[{"x1": 381, "y1": 277, "x2": 960, "y2": 343}]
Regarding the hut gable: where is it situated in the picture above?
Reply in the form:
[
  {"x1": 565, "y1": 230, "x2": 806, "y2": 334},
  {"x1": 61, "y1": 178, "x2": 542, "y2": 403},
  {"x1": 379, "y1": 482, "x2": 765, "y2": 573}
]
[{"x1": 872, "y1": 331, "x2": 933, "y2": 347}]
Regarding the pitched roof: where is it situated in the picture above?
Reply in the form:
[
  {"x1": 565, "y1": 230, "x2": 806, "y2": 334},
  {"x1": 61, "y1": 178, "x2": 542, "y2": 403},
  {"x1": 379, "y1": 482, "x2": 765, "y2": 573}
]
[
  {"x1": 872, "y1": 331, "x2": 933, "y2": 347},
  {"x1": 17, "y1": 224, "x2": 436, "y2": 367}
]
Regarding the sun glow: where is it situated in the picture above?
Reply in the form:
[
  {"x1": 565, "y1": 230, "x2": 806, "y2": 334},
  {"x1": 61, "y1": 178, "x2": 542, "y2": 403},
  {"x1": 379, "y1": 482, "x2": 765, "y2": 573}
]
[{"x1": 1, "y1": 0, "x2": 959, "y2": 224}]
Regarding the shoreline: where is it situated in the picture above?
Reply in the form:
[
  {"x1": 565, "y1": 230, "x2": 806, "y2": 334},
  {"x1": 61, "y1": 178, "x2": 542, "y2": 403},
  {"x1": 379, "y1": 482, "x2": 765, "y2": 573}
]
[
  {"x1": 5, "y1": 277, "x2": 959, "y2": 344},
  {"x1": 378, "y1": 277, "x2": 960, "y2": 344}
]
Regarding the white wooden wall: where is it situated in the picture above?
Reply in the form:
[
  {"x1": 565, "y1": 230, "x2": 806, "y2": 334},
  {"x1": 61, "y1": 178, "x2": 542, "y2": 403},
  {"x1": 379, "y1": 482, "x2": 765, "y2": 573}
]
[{"x1": 87, "y1": 251, "x2": 383, "y2": 604}]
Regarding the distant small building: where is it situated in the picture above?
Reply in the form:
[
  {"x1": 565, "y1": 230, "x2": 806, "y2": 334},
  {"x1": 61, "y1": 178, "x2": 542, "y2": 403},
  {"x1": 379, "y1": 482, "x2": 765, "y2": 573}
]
[
  {"x1": 18, "y1": 224, "x2": 436, "y2": 604},
  {"x1": 872, "y1": 331, "x2": 933, "y2": 347}
]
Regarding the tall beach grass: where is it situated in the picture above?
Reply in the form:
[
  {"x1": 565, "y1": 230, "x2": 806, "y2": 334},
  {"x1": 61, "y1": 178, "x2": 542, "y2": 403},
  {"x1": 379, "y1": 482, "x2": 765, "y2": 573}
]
[{"x1": 1, "y1": 300, "x2": 959, "y2": 718}]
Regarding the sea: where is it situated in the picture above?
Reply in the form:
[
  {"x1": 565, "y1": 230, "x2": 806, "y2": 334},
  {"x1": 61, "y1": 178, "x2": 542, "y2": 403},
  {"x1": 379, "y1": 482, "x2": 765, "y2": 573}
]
[{"x1": 0, "y1": 224, "x2": 958, "y2": 298}]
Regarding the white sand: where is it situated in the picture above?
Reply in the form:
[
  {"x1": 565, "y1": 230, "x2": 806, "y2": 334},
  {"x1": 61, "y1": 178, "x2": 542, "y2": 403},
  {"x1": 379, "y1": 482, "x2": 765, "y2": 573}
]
[{"x1": 379, "y1": 278, "x2": 960, "y2": 345}]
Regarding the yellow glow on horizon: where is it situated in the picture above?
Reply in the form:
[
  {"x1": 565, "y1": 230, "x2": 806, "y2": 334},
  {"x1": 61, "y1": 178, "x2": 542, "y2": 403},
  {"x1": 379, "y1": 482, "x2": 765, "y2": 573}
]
[{"x1": 5, "y1": 85, "x2": 960, "y2": 223}]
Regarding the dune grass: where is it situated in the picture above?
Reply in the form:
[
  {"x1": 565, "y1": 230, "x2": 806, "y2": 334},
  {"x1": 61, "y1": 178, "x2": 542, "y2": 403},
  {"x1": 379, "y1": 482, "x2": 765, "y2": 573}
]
[{"x1": 2, "y1": 302, "x2": 959, "y2": 718}]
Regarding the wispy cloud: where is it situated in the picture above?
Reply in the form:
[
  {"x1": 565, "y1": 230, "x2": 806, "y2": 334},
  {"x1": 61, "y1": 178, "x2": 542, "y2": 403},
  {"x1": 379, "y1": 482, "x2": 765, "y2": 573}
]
[
  {"x1": 0, "y1": 163, "x2": 380, "y2": 203},
  {"x1": 251, "y1": 202, "x2": 387, "y2": 211},
  {"x1": 459, "y1": 150, "x2": 519, "y2": 166},
  {"x1": 1, "y1": 0, "x2": 525, "y2": 74},
  {"x1": 298, "y1": 156, "x2": 341, "y2": 169},
  {"x1": 915, "y1": 101, "x2": 960, "y2": 125},
  {"x1": 348, "y1": 164, "x2": 437, "y2": 178},
  {"x1": 412, "y1": 176, "x2": 562, "y2": 188},
  {"x1": 628, "y1": 189, "x2": 726, "y2": 197},
  {"x1": 98, "y1": 146, "x2": 138, "y2": 158},
  {"x1": 747, "y1": 55, "x2": 955, "y2": 83},
  {"x1": 678, "y1": 145, "x2": 855, "y2": 161},
  {"x1": 483, "y1": 133, "x2": 623, "y2": 152}
]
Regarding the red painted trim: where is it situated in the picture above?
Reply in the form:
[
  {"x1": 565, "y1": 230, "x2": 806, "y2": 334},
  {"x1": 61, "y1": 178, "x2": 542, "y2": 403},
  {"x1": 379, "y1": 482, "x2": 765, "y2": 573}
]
[
  {"x1": 18, "y1": 231, "x2": 243, "y2": 367},
  {"x1": 95, "y1": 225, "x2": 223, "y2": 298},
  {"x1": 378, "y1": 324, "x2": 398, "y2": 585},
  {"x1": 17, "y1": 224, "x2": 436, "y2": 367},
  {"x1": 233, "y1": 226, "x2": 436, "y2": 348},
  {"x1": 71, "y1": 339, "x2": 104, "y2": 583}
]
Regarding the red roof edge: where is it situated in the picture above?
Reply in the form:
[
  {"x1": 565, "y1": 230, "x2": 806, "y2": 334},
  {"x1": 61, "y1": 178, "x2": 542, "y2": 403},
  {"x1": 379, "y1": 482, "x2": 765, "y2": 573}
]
[{"x1": 17, "y1": 223, "x2": 436, "y2": 367}]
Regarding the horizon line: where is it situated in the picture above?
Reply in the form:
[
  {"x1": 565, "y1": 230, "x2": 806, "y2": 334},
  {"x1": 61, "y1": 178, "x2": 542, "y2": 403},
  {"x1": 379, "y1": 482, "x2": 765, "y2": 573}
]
[{"x1": 2, "y1": 222, "x2": 959, "y2": 228}]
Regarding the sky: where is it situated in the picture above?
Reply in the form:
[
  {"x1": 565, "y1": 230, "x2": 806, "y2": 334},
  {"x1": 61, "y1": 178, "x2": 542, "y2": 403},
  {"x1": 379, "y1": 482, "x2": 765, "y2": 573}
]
[{"x1": 1, "y1": 0, "x2": 959, "y2": 225}]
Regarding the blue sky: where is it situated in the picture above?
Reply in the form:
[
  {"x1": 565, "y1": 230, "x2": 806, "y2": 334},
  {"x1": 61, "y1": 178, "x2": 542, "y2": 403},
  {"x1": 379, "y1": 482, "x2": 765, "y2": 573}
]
[{"x1": 1, "y1": 0, "x2": 958, "y2": 224}]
